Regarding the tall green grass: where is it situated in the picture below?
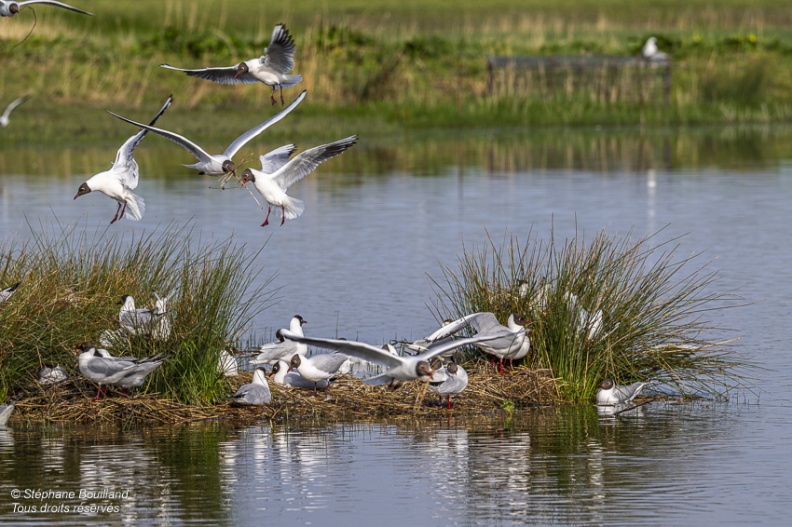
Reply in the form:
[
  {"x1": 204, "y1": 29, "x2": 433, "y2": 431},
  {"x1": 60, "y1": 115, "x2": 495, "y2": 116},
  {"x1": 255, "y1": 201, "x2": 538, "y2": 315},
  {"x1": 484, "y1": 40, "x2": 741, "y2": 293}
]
[
  {"x1": 0, "y1": 221, "x2": 276, "y2": 404},
  {"x1": 431, "y1": 228, "x2": 748, "y2": 402}
]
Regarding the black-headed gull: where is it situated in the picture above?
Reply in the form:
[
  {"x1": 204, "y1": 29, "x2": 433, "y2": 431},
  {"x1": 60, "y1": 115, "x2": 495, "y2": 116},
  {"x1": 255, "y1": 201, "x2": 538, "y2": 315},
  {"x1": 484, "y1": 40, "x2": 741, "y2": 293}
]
[
  {"x1": 427, "y1": 359, "x2": 468, "y2": 409},
  {"x1": 280, "y1": 330, "x2": 503, "y2": 386},
  {"x1": 0, "y1": 399, "x2": 16, "y2": 426},
  {"x1": 0, "y1": 0, "x2": 92, "y2": 17},
  {"x1": 117, "y1": 294, "x2": 153, "y2": 335},
  {"x1": 239, "y1": 135, "x2": 358, "y2": 226},
  {"x1": 0, "y1": 282, "x2": 20, "y2": 304},
  {"x1": 596, "y1": 378, "x2": 649, "y2": 405},
  {"x1": 642, "y1": 37, "x2": 669, "y2": 62},
  {"x1": 107, "y1": 90, "x2": 306, "y2": 188},
  {"x1": 288, "y1": 353, "x2": 348, "y2": 395},
  {"x1": 230, "y1": 367, "x2": 271, "y2": 405},
  {"x1": 38, "y1": 365, "x2": 68, "y2": 385},
  {"x1": 422, "y1": 312, "x2": 529, "y2": 374},
  {"x1": 74, "y1": 95, "x2": 172, "y2": 224},
  {"x1": 250, "y1": 315, "x2": 308, "y2": 364},
  {"x1": 161, "y1": 24, "x2": 302, "y2": 106},
  {"x1": 0, "y1": 95, "x2": 30, "y2": 127},
  {"x1": 75, "y1": 341, "x2": 167, "y2": 399},
  {"x1": 269, "y1": 359, "x2": 329, "y2": 390}
]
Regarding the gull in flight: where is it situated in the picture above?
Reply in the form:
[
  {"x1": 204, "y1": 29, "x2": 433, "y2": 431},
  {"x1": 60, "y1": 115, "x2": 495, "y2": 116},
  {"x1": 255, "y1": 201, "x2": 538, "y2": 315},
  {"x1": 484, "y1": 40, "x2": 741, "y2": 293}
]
[
  {"x1": 642, "y1": 37, "x2": 669, "y2": 62},
  {"x1": 249, "y1": 315, "x2": 308, "y2": 365},
  {"x1": 74, "y1": 95, "x2": 172, "y2": 223},
  {"x1": 0, "y1": 282, "x2": 20, "y2": 304},
  {"x1": 280, "y1": 330, "x2": 503, "y2": 386},
  {"x1": 240, "y1": 135, "x2": 358, "y2": 226},
  {"x1": 230, "y1": 367, "x2": 272, "y2": 405},
  {"x1": 596, "y1": 378, "x2": 650, "y2": 405},
  {"x1": 107, "y1": 90, "x2": 306, "y2": 189},
  {"x1": 269, "y1": 359, "x2": 329, "y2": 390},
  {"x1": 421, "y1": 312, "x2": 530, "y2": 374},
  {"x1": 75, "y1": 341, "x2": 168, "y2": 400},
  {"x1": 427, "y1": 358, "x2": 468, "y2": 409},
  {"x1": 0, "y1": 95, "x2": 30, "y2": 127},
  {"x1": 0, "y1": 0, "x2": 92, "y2": 17},
  {"x1": 161, "y1": 24, "x2": 302, "y2": 106}
]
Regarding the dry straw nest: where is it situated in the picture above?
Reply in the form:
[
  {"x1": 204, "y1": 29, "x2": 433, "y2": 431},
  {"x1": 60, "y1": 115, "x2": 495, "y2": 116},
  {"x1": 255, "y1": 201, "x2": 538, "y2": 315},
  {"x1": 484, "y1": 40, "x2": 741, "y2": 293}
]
[{"x1": 10, "y1": 363, "x2": 560, "y2": 426}]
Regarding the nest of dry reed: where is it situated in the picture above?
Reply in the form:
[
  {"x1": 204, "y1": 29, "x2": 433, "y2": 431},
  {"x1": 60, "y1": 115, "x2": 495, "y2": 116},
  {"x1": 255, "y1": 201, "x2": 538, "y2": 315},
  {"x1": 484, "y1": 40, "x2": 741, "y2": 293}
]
[{"x1": 10, "y1": 363, "x2": 560, "y2": 426}]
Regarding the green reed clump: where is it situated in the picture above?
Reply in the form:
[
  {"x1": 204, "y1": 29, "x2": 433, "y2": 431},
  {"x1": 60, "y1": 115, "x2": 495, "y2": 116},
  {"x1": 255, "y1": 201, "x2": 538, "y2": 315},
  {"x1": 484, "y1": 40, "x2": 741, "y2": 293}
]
[
  {"x1": 431, "y1": 228, "x2": 747, "y2": 402},
  {"x1": 0, "y1": 221, "x2": 276, "y2": 404}
]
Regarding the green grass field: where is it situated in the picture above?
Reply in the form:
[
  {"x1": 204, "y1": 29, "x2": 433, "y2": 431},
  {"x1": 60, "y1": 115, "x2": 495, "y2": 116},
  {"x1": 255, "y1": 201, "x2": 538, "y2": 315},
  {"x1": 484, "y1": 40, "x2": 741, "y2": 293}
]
[{"x1": 1, "y1": 0, "x2": 791, "y2": 143}]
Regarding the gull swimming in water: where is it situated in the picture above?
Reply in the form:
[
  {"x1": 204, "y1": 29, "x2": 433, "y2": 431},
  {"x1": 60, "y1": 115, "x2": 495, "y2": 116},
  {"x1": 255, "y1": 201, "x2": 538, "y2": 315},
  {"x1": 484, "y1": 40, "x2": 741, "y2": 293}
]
[
  {"x1": 161, "y1": 24, "x2": 302, "y2": 106},
  {"x1": 421, "y1": 312, "x2": 529, "y2": 374},
  {"x1": 74, "y1": 95, "x2": 172, "y2": 224},
  {"x1": 0, "y1": 282, "x2": 20, "y2": 304},
  {"x1": 239, "y1": 135, "x2": 358, "y2": 226},
  {"x1": 0, "y1": 95, "x2": 30, "y2": 127},
  {"x1": 427, "y1": 358, "x2": 469, "y2": 409},
  {"x1": 596, "y1": 378, "x2": 650, "y2": 405},
  {"x1": 230, "y1": 367, "x2": 271, "y2": 405},
  {"x1": 250, "y1": 315, "x2": 308, "y2": 365},
  {"x1": 107, "y1": 90, "x2": 306, "y2": 188},
  {"x1": 280, "y1": 330, "x2": 503, "y2": 386},
  {"x1": 0, "y1": 0, "x2": 92, "y2": 17},
  {"x1": 75, "y1": 341, "x2": 167, "y2": 399},
  {"x1": 269, "y1": 359, "x2": 329, "y2": 390}
]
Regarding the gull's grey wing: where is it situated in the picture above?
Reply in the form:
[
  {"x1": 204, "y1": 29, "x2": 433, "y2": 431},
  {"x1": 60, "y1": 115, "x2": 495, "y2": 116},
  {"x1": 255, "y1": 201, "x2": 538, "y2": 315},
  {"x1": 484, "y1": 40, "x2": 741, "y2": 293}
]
[
  {"x1": 280, "y1": 330, "x2": 403, "y2": 368},
  {"x1": 159, "y1": 63, "x2": 259, "y2": 85},
  {"x1": 19, "y1": 0, "x2": 93, "y2": 16},
  {"x1": 261, "y1": 24, "x2": 297, "y2": 74},
  {"x1": 250, "y1": 340, "x2": 298, "y2": 364},
  {"x1": 259, "y1": 145, "x2": 297, "y2": 174},
  {"x1": 419, "y1": 333, "x2": 512, "y2": 362},
  {"x1": 223, "y1": 90, "x2": 306, "y2": 159},
  {"x1": 307, "y1": 353, "x2": 349, "y2": 373},
  {"x1": 425, "y1": 312, "x2": 501, "y2": 341},
  {"x1": 272, "y1": 135, "x2": 358, "y2": 190},
  {"x1": 232, "y1": 384, "x2": 271, "y2": 405}
]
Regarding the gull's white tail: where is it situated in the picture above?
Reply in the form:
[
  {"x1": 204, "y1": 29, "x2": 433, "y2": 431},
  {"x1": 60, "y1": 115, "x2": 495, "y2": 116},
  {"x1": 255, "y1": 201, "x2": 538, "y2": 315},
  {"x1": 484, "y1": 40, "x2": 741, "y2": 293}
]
[{"x1": 123, "y1": 193, "x2": 146, "y2": 221}]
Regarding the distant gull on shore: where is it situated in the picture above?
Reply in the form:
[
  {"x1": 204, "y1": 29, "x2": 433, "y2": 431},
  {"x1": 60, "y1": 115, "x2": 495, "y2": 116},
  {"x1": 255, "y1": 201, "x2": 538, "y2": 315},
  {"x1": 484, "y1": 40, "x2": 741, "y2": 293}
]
[
  {"x1": 107, "y1": 90, "x2": 305, "y2": 189},
  {"x1": 74, "y1": 95, "x2": 172, "y2": 224},
  {"x1": 0, "y1": 1, "x2": 92, "y2": 17},
  {"x1": 230, "y1": 367, "x2": 271, "y2": 405},
  {"x1": 240, "y1": 135, "x2": 358, "y2": 226},
  {"x1": 161, "y1": 24, "x2": 302, "y2": 106},
  {"x1": 75, "y1": 341, "x2": 168, "y2": 400}
]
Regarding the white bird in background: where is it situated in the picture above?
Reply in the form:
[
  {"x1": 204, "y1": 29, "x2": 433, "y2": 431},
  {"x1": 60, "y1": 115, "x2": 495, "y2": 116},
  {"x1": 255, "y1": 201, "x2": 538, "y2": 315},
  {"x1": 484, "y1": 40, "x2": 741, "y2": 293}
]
[
  {"x1": 0, "y1": 282, "x2": 20, "y2": 304},
  {"x1": 38, "y1": 365, "x2": 68, "y2": 386},
  {"x1": 427, "y1": 359, "x2": 469, "y2": 409},
  {"x1": 269, "y1": 359, "x2": 329, "y2": 390},
  {"x1": 151, "y1": 292, "x2": 172, "y2": 340},
  {"x1": 596, "y1": 378, "x2": 650, "y2": 405},
  {"x1": 280, "y1": 330, "x2": 503, "y2": 386},
  {"x1": 117, "y1": 295, "x2": 153, "y2": 335},
  {"x1": 230, "y1": 367, "x2": 272, "y2": 405},
  {"x1": 240, "y1": 135, "x2": 358, "y2": 226},
  {"x1": 0, "y1": 95, "x2": 30, "y2": 127},
  {"x1": 250, "y1": 315, "x2": 308, "y2": 365},
  {"x1": 0, "y1": 400, "x2": 16, "y2": 426},
  {"x1": 642, "y1": 37, "x2": 669, "y2": 62},
  {"x1": 74, "y1": 95, "x2": 172, "y2": 224},
  {"x1": 422, "y1": 312, "x2": 530, "y2": 374},
  {"x1": 75, "y1": 341, "x2": 167, "y2": 400},
  {"x1": 0, "y1": 0, "x2": 92, "y2": 17},
  {"x1": 161, "y1": 24, "x2": 302, "y2": 106},
  {"x1": 107, "y1": 90, "x2": 306, "y2": 188},
  {"x1": 288, "y1": 353, "x2": 349, "y2": 394},
  {"x1": 217, "y1": 349, "x2": 239, "y2": 377}
]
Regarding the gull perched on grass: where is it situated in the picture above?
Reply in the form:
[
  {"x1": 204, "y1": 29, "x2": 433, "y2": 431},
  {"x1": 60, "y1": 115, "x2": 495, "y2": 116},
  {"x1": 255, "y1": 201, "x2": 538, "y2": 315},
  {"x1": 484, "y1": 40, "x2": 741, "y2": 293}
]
[
  {"x1": 250, "y1": 315, "x2": 308, "y2": 365},
  {"x1": 240, "y1": 135, "x2": 358, "y2": 226},
  {"x1": 230, "y1": 367, "x2": 271, "y2": 405},
  {"x1": 0, "y1": 0, "x2": 92, "y2": 17},
  {"x1": 161, "y1": 24, "x2": 302, "y2": 106},
  {"x1": 280, "y1": 330, "x2": 503, "y2": 386},
  {"x1": 107, "y1": 90, "x2": 306, "y2": 189},
  {"x1": 0, "y1": 282, "x2": 20, "y2": 304},
  {"x1": 117, "y1": 295, "x2": 153, "y2": 335},
  {"x1": 596, "y1": 378, "x2": 650, "y2": 405},
  {"x1": 421, "y1": 312, "x2": 530, "y2": 374},
  {"x1": 151, "y1": 292, "x2": 172, "y2": 340},
  {"x1": 74, "y1": 95, "x2": 172, "y2": 224},
  {"x1": 75, "y1": 341, "x2": 168, "y2": 400},
  {"x1": 0, "y1": 95, "x2": 30, "y2": 127}
]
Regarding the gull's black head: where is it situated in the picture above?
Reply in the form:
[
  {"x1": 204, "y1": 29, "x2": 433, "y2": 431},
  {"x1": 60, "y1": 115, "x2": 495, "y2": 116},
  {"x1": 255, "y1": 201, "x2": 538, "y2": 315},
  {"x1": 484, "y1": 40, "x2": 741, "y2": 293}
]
[
  {"x1": 240, "y1": 168, "x2": 255, "y2": 185},
  {"x1": 598, "y1": 378, "x2": 614, "y2": 391},
  {"x1": 74, "y1": 182, "x2": 91, "y2": 200},
  {"x1": 234, "y1": 62, "x2": 249, "y2": 79}
]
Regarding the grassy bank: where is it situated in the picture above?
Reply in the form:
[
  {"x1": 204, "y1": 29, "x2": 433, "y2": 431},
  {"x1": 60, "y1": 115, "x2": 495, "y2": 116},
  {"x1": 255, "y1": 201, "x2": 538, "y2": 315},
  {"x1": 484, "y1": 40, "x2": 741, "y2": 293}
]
[{"x1": 1, "y1": 0, "x2": 791, "y2": 144}]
